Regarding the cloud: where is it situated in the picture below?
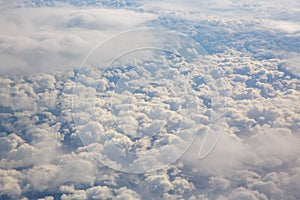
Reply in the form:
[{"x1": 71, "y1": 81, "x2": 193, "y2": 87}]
[
  {"x1": 0, "y1": 7, "x2": 156, "y2": 74},
  {"x1": 140, "y1": 0, "x2": 232, "y2": 12},
  {"x1": 208, "y1": 176, "x2": 231, "y2": 191},
  {"x1": 61, "y1": 185, "x2": 141, "y2": 200},
  {"x1": 0, "y1": 169, "x2": 23, "y2": 197},
  {"x1": 0, "y1": 1, "x2": 300, "y2": 199},
  {"x1": 0, "y1": 124, "x2": 62, "y2": 169},
  {"x1": 180, "y1": 125, "x2": 300, "y2": 198},
  {"x1": 227, "y1": 187, "x2": 266, "y2": 200},
  {"x1": 284, "y1": 53, "x2": 300, "y2": 78},
  {"x1": 260, "y1": 19, "x2": 300, "y2": 34},
  {"x1": 182, "y1": 115, "x2": 300, "y2": 173},
  {"x1": 60, "y1": 185, "x2": 87, "y2": 200}
]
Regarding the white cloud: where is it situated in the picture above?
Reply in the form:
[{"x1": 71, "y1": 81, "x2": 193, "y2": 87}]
[
  {"x1": 140, "y1": 0, "x2": 232, "y2": 12},
  {"x1": 84, "y1": 185, "x2": 141, "y2": 200},
  {"x1": 260, "y1": 20, "x2": 300, "y2": 34},
  {"x1": 285, "y1": 54, "x2": 300, "y2": 78},
  {"x1": 145, "y1": 174, "x2": 173, "y2": 193},
  {"x1": 182, "y1": 125, "x2": 300, "y2": 177},
  {"x1": 60, "y1": 185, "x2": 87, "y2": 200},
  {"x1": 0, "y1": 124, "x2": 62, "y2": 169},
  {"x1": 0, "y1": 7, "x2": 156, "y2": 74},
  {"x1": 0, "y1": 1, "x2": 300, "y2": 199},
  {"x1": 284, "y1": 167, "x2": 300, "y2": 199},
  {"x1": 179, "y1": 122, "x2": 300, "y2": 198},
  {"x1": 0, "y1": 169, "x2": 23, "y2": 197},
  {"x1": 228, "y1": 187, "x2": 266, "y2": 200},
  {"x1": 25, "y1": 164, "x2": 61, "y2": 192},
  {"x1": 0, "y1": 133, "x2": 24, "y2": 158}
]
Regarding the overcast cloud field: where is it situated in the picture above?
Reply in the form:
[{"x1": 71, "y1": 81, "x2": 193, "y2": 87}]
[{"x1": 0, "y1": 0, "x2": 300, "y2": 199}]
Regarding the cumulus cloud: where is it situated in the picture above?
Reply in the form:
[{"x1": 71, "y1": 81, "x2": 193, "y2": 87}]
[
  {"x1": 0, "y1": 0, "x2": 300, "y2": 199},
  {"x1": 0, "y1": 169, "x2": 23, "y2": 197}
]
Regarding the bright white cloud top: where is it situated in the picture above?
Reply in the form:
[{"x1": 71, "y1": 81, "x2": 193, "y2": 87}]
[
  {"x1": 0, "y1": 0, "x2": 299, "y2": 200},
  {"x1": 72, "y1": 28, "x2": 226, "y2": 173}
]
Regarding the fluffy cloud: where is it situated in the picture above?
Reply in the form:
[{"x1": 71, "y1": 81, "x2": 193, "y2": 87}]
[
  {"x1": 0, "y1": 169, "x2": 23, "y2": 197},
  {"x1": 0, "y1": 0, "x2": 300, "y2": 199}
]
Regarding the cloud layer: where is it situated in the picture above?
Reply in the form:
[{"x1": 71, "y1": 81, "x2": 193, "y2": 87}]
[{"x1": 0, "y1": 6, "x2": 156, "y2": 74}]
